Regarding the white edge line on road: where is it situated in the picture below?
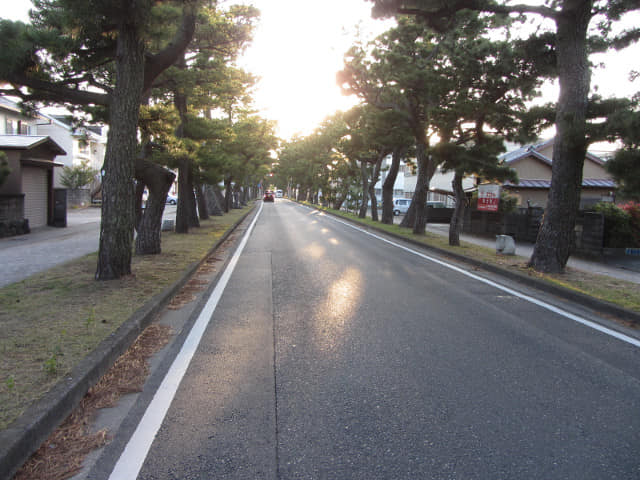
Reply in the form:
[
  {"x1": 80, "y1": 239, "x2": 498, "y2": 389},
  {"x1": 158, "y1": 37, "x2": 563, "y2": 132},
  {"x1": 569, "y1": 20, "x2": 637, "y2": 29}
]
[
  {"x1": 315, "y1": 208, "x2": 640, "y2": 349},
  {"x1": 108, "y1": 203, "x2": 264, "y2": 480}
]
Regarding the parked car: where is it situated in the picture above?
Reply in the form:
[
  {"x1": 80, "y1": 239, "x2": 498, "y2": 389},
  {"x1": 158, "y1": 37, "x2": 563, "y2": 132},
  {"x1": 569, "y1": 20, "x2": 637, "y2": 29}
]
[
  {"x1": 393, "y1": 198, "x2": 411, "y2": 216},
  {"x1": 264, "y1": 191, "x2": 274, "y2": 202},
  {"x1": 275, "y1": 189, "x2": 283, "y2": 198},
  {"x1": 166, "y1": 193, "x2": 178, "y2": 205}
]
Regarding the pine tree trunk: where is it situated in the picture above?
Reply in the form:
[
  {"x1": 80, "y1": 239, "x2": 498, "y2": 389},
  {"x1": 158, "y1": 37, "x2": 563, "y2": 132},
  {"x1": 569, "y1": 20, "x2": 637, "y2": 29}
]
[
  {"x1": 359, "y1": 161, "x2": 369, "y2": 219},
  {"x1": 95, "y1": 24, "x2": 144, "y2": 280},
  {"x1": 213, "y1": 184, "x2": 226, "y2": 214},
  {"x1": 369, "y1": 152, "x2": 385, "y2": 222},
  {"x1": 135, "y1": 158, "x2": 175, "y2": 255},
  {"x1": 449, "y1": 171, "x2": 465, "y2": 246},
  {"x1": 411, "y1": 140, "x2": 436, "y2": 234},
  {"x1": 195, "y1": 184, "x2": 209, "y2": 220},
  {"x1": 529, "y1": 1, "x2": 592, "y2": 273},
  {"x1": 224, "y1": 178, "x2": 233, "y2": 212},
  {"x1": 187, "y1": 168, "x2": 200, "y2": 228},
  {"x1": 205, "y1": 184, "x2": 224, "y2": 216},
  {"x1": 175, "y1": 157, "x2": 190, "y2": 234},
  {"x1": 382, "y1": 147, "x2": 402, "y2": 224}
]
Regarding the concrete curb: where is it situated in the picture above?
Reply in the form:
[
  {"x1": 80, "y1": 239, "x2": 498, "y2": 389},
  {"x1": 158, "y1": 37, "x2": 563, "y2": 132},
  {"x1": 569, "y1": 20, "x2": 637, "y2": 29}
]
[
  {"x1": 304, "y1": 203, "x2": 640, "y2": 326},
  {"x1": 0, "y1": 205, "x2": 258, "y2": 480}
]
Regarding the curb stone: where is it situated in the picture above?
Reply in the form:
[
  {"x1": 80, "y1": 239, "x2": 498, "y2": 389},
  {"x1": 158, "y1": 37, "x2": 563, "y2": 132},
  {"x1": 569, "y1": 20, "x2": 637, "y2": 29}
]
[
  {"x1": 303, "y1": 203, "x2": 640, "y2": 326},
  {"x1": 0, "y1": 204, "x2": 258, "y2": 480}
]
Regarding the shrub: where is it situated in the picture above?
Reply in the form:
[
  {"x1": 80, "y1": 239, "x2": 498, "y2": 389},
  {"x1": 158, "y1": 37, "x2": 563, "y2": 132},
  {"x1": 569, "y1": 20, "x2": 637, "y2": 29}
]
[
  {"x1": 594, "y1": 202, "x2": 639, "y2": 248},
  {"x1": 620, "y1": 202, "x2": 640, "y2": 246},
  {"x1": 60, "y1": 160, "x2": 96, "y2": 189}
]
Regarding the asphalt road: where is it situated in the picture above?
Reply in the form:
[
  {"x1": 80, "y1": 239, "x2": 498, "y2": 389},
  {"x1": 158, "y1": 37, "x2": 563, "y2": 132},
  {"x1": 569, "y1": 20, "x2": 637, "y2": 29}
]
[{"x1": 110, "y1": 199, "x2": 640, "y2": 479}]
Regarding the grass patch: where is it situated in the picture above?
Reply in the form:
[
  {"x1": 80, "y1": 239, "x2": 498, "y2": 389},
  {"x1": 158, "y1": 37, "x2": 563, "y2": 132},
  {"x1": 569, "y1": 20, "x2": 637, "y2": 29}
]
[
  {"x1": 0, "y1": 206, "x2": 252, "y2": 430},
  {"x1": 309, "y1": 204, "x2": 640, "y2": 313}
]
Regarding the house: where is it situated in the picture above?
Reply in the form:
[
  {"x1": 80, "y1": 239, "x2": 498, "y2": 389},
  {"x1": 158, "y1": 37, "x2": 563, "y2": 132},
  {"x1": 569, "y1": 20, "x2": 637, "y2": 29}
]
[
  {"x1": 399, "y1": 163, "x2": 475, "y2": 206},
  {"x1": 37, "y1": 114, "x2": 106, "y2": 189},
  {"x1": 373, "y1": 155, "x2": 476, "y2": 206},
  {"x1": 0, "y1": 135, "x2": 66, "y2": 230},
  {"x1": 500, "y1": 138, "x2": 616, "y2": 209},
  {"x1": 0, "y1": 98, "x2": 67, "y2": 232}
]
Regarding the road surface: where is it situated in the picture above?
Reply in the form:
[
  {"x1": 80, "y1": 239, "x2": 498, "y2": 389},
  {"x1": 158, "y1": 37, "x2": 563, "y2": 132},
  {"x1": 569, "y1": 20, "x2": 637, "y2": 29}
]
[{"x1": 100, "y1": 199, "x2": 640, "y2": 479}]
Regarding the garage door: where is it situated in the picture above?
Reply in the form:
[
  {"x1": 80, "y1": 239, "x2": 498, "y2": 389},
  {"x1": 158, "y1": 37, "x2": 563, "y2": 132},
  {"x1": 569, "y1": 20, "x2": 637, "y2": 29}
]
[{"x1": 22, "y1": 167, "x2": 48, "y2": 228}]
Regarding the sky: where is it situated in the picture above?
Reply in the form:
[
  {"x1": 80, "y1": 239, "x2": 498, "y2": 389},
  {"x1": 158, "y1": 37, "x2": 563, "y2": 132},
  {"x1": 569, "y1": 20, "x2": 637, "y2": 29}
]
[{"x1": 3, "y1": 0, "x2": 640, "y2": 143}]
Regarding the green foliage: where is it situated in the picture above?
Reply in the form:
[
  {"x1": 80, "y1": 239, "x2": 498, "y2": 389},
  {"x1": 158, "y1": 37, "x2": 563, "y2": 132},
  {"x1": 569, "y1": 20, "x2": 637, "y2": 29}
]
[
  {"x1": 85, "y1": 308, "x2": 96, "y2": 330},
  {"x1": 5, "y1": 375, "x2": 15, "y2": 392},
  {"x1": 606, "y1": 149, "x2": 640, "y2": 201},
  {"x1": 43, "y1": 352, "x2": 59, "y2": 376},
  {"x1": 0, "y1": 151, "x2": 10, "y2": 187},
  {"x1": 602, "y1": 109, "x2": 640, "y2": 202},
  {"x1": 60, "y1": 160, "x2": 96, "y2": 189},
  {"x1": 594, "y1": 201, "x2": 640, "y2": 248}
]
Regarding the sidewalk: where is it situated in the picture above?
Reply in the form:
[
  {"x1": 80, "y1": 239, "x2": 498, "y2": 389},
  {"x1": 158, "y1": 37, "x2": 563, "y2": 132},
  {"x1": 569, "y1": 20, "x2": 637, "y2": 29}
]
[
  {"x1": 0, "y1": 206, "x2": 177, "y2": 287},
  {"x1": 424, "y1": 223, "x2": 640, "y2": 284}
]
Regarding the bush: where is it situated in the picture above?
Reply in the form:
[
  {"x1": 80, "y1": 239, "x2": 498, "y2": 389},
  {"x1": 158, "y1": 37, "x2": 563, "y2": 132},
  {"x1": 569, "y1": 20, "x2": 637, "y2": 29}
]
[
  {"x1": 620, "y1": 202, "x2": 640, "y2": 246},
  {"x1": 60, "y1": 160, "x2": 96, "y2": 189},
  {"x1": 594, "y1": 202, "x2": 640, "y2": 248}
]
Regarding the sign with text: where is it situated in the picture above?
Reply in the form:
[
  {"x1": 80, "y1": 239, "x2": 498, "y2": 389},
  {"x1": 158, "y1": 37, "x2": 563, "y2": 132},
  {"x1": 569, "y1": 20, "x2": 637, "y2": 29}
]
[{"x1": 477, "y1": 185, "x2": 501, "y2": 212}]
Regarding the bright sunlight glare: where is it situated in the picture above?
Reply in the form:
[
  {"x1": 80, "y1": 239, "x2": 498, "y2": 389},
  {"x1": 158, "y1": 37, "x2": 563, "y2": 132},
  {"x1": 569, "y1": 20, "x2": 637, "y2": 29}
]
[{"x1": 235, "y1": 0, "x2": 393, "y2": 140}]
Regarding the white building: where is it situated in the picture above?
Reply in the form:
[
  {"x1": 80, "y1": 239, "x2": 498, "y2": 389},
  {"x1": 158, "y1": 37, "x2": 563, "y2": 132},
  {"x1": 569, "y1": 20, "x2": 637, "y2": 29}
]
[
  {"x1": 37, "y1": 114, "x2": 107, "y2": 188},
  {"x1": 374, "y1": 155, "x2": 475, "y2": 206}
]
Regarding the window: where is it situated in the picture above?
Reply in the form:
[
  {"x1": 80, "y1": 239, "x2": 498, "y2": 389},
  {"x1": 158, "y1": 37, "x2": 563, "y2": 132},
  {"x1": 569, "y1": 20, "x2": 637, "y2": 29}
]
[
  {"x1": 19, "y1": 122, "x2": 31, "y2": 135},
  {"x1": 5, "y1": 119, "x2": 17, "y2": 134},
  {"x1": 5, "y1": 119, "x2": 31, "y2": 135}
]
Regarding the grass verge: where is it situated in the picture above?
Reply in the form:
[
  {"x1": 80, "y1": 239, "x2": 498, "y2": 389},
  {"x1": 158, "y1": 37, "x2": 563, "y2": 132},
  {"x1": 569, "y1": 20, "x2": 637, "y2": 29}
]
[
  {"x1": 308, "y1": 204, "x2": 640, "y2": 314},
  {"x1": 0, "y1": 206, "x2": 252, "y2": 430}
]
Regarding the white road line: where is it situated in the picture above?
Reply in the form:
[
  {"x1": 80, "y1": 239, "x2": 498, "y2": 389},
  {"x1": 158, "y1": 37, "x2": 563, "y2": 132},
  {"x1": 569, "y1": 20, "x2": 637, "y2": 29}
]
[
  {"x1": 315, "y1": 208, "x2": 640, "y2": 349},
  {"x1": 108, "y1": 203, "x2": 263, "y2": 480}
]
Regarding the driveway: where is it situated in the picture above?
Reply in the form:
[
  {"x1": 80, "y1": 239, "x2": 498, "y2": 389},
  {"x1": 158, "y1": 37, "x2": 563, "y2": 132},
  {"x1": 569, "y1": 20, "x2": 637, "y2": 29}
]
[{"x1": 0, "y1": 205, "x2": 177, "y2": 287}]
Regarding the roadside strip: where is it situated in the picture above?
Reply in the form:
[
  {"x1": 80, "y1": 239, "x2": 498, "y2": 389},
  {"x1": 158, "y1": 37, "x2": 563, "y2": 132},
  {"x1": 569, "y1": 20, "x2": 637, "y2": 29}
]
[
  {"x1": 0, "y1": 205, "x2": 259, "y2": 480},
  {"x1": 107, "y1": 202, "x2": 264, "y2": 480}
]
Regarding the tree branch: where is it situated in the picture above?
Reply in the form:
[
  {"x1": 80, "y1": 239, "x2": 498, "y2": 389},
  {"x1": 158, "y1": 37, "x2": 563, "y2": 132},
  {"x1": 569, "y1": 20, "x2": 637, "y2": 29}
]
[
  {"x1": 389, "y1": 0, "x2": 557, "y2": 20},
  {"x1": 143, "y1": 1, "x2": 198, "y2": 93},
  {"x1": 3, "y1": 72, "x2": 109, "y2": 105}
]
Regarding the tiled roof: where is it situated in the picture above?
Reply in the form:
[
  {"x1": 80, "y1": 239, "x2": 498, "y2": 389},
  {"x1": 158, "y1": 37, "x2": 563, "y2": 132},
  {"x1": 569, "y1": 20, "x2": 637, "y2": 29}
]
[
  {"x1": 500, "y1": 138, "x2": 605, "y2": 166},
  {"x1": 0, "y1": 135, "x2": 66, "y2": 154},
  {"x1": 504, "y1": 179, "x2": 617, "y2": 189}
]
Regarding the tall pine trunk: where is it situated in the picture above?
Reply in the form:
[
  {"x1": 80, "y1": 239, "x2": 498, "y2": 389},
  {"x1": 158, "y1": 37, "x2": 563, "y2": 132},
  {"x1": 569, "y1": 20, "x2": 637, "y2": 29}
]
[
  {"x1": 204, "y1": 184, "x2": 224, "y2": 216},
  {"x1": 96, "y1": 23, "x2": 144, "y2": 280},
  {"x1": 358, "y1": 161, "x2": 369, "y2": 219},
  {"x1": 195, "y1": 184, "x2": 209, "y2": 220},
  {"x1": 381, "y1": 147, "x2": 403, "y2": 224},
  {"x1": 411, "y1": 141, "x2": 433, "y2": 234},
  {"x1": 368, "y1": 152, "x2": 385, "y2": 222},
  {"x1": 529, "y1": 1, "x2": 591, "y2": 273},
  {"x1": 449, "y1": 171, "x2": 465, "y2": 246},
  {"x1": 212, "y1": 185, "x2": 226, "y2": 214},
  {"x1": 135, "y1": 158, "x2": 175, "y2": 254}
]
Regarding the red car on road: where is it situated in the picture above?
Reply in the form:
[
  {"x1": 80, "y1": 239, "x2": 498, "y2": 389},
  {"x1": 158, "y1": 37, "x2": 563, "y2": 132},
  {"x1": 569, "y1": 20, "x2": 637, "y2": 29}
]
[{"x1": 263, "y1": 191, "x2": 274, "y2": 202}]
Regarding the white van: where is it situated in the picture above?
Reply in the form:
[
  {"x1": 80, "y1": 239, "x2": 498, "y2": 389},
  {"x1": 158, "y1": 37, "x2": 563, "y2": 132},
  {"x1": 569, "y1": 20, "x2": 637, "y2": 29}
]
[
  {"x1": 393, "y1": 198, "x2": 411, "y2": 216},
  {"x1": 275, "y1": 189, "x2": 283, "y2": 198}
]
